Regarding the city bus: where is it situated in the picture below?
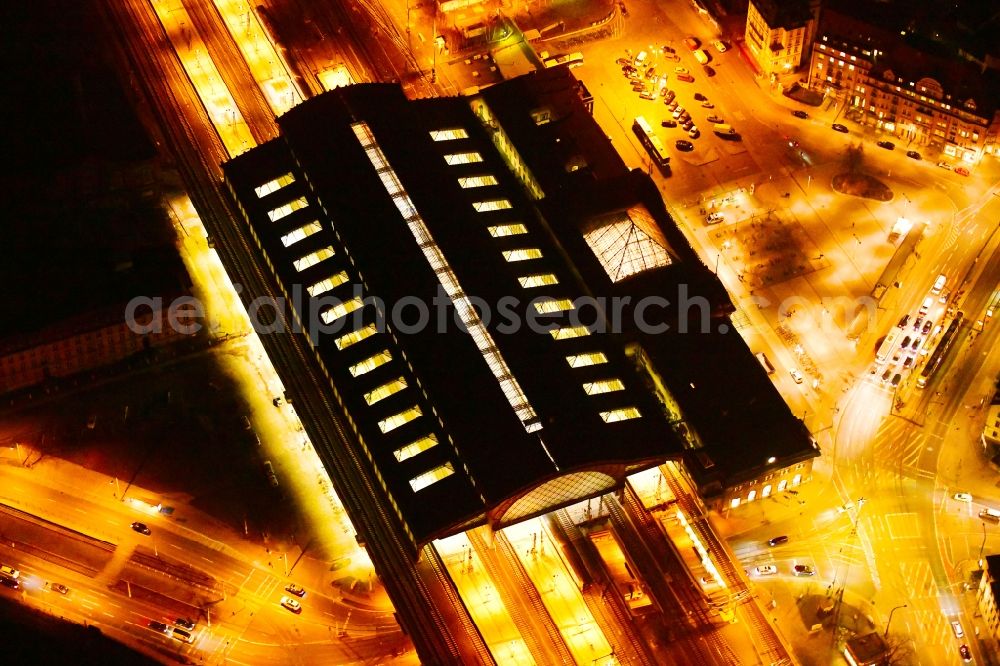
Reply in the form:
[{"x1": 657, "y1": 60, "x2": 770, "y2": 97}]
[
  {"x1": 916, "y1": 314, "x2": 962, "y2": 388},
  {"x1": 875, "y1": 328, "x2": 902, "y2": 364},
  {"x1": 632, "y1": 116, "x2": 670, "y2": 174}
]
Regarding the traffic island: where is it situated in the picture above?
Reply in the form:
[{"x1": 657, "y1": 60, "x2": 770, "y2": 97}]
[{"x1": 831, "y1": 173, "x2": 893, "y2": 202}]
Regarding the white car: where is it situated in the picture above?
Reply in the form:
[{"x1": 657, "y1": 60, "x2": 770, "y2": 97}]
[
  {"x1": 951, "y1": 620, "x2": 964, "y2": 638},
  {"x1": 953, "y1": 492, "x2": 973, "y2": 503},
  {"x1": 674, "y1": 66, "x2": 690, "y2": 75},
  {"x1": 713, "y1": 40, "x2": 728, "y2": 53},
  {"x1": 789, "y1": 368, "x2": 804, "y2": 384},
  {"x1": 280, "y1": 596, "x2": 302, "y2": 614},
  {"x1": 755, "y1": 565, "x2": 778, "y2": 576},
  {"x1": 706, "y1": 212, "x2": 724, "y2": 224},
  {"x1": 937, "y1": 161, "x2": 952, "y2": 170}
]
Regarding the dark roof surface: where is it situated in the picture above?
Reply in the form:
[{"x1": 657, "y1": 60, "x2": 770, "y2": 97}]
[{"x1": 225, "y1": 83, "x2": 683, "y2": 544}]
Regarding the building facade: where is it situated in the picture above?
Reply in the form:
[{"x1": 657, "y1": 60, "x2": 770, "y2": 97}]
[
  {"x1": 976, "y1": 554, "x2": 1000, "y2": 643},
  {"x1": 807, "y1": 7, "x2": 1000, "y2": 163},
  {"x1": 744, "y1": 0, "x2": 816, "y2": 78}
]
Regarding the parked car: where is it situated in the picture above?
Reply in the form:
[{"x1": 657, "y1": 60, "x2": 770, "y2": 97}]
[
  {"x1": 285, "y1": 583, "x2": 307, "y2": 597},
  {"x1": 768, "y1": 535, "x2": 789, "y2": 546},
  {"x1": 280, "y1": 596, "x2": 303, "y2": 614},
  {"x1": 661, "y1": 44, "x2": 676, "y2": 54},
  {"x1": 877, "y1": 140, "x2": 895, "y2": 150},
  {"x1": 793, "y1": 565, "x2": 815, "y2": 576},
  {"x1": 901, "y1": 336, "x2": 911, "y2": 348},
  {"x1": 694, "y1": 92, "x2": 707, "y2": 101},
  {"x1": 881, "y1": 368, "x2": 892, "y2": 382},
  {"x1": 789, "y1": 368, "x2": 804, "y2": 384},
  {"x1": 676, "y1": 72, "x2": 695, "y2": 83},
  {"x1": 906, "y1": 150, "x2": 921, "y2": 160},
  {"x1": 682, "y1": 120, "x2": 694, "y2": 131},
  {"x1": 922, "y1": 320, "x2": 933, "y2": 335},
  {"x1": 706, "y1": 212, "x2": 724, "y2": 224},
  {"x1": 702, "y1": 64, "x2": 716, "y2": 77},
  {"x1": 675, "y1": 139, "x2": 694, "y2": 151},
  {"x1": 891, "y1": 373, "x2": 902, "y2": 387},
  {"x1": 897, "y1": 314, "x2": 909, "y2": 328},
  {"x1": 712, "y1": 40, "x2": 727, "y2": 53},
  {"x1": 148, "y1": 621, "x2": 168, "y2": 633},
  {"x1": 701, "y1": 101, "x2": 714, "y2": 108},
  {"x1": 688, "y1": 127, "x2": 700, "y2": 139},
  {"x1": 663, "y1": 90, "x2": 676, "y2": 104},
  {"x1": 661, "y1": 119, "x2": 677, "y2": 128},
  {"x1": 131, "y1": 522, "x2": 151, "y2": 536},
  {"x1": 638, "y1": 91, "x2": 657, "y2": 100},
  {"x1": 911, "y1": 337, "x2": 921, "y2": 350},
  {"x1": 959, "y1": 644, "x2": 972, "y2": 662},
  {"x1": 955, "y1": 166, "x2": 970, "y2": 176},
  {"x1": 174, "y1": 618, "x2": 196, "y2": 630},
  {"x1": 755, "y1": 565, "x2": 778, "y2": 575},
  {"x1": 954, "y1": 492, "x2": 973, "y2": 502},
  {"x1": 706, "y1": 114, "x2": 724, "y2": 124},
  {"x1": 683, "y1": 37, "x2": 700, "y2": 50},
  {"x1": 674, "y1": 66, "x2": 689, "y2": 75},
  {"x1": 937, "y1": 160, "x2": 952, "y2": 170},
  {"x1": 832, "y1": 123, "x2": 849, "y2": 133},
  {"x1": 792, "y1": 110, "x2": 809, "y2": 119}
]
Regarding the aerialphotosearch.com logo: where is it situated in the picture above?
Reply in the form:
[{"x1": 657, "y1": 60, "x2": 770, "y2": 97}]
[{"x1": 124, "y1": 283, "x2": 877, "y2": 343}]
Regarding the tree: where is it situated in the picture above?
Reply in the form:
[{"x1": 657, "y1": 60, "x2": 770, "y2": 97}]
[
  {"x1": 884, "y1": 633, "x2": 917, "y2": 665},
  {"x1": 843, "y1": 141, "x2": 866, "y2": 174}
]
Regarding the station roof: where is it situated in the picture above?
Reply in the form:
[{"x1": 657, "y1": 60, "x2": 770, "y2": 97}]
[{"x1": 224, "y1": 82, "x2": 681, "y2": 546}]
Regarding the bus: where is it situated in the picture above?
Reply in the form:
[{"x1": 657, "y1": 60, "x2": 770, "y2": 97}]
[
  {"x1": 916, "y1": 314, "x2": 963, "y2": 388},
  {"x1": 875, "y1": 328, "x2": 902, "y2": 364},
  {"x1": 632, "y1": 116, "x2": 670, "y2": 174}
]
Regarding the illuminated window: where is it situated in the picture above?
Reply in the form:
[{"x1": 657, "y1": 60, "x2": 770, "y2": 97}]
[
  {"x1": 730, "y1": 497, "x2": 741, "y2": 509},
  {"x1": 566, "y1": 352, "x2": 608, "y2": 368},
  {"x1": 503, "y1": 248, "x2": 542, "y2": 262},
  {"x1": 335, "y1": 323, "x2": 377, "y2": 350},
  {"x1": 583, "y1": 379, "x2": 625, "y2": 395},
  {"x1": 429, "y1": 128, "x2": 469, "y2": 141},
  {"x1": 472, "y1": 199, "x2": 512, "y2": 212},
  {"x1": 254, "y1": 173, "x2": 294, "y2": 198},
  {"x1": 280, "y1": 221, "x2": 322, "y2": 247},
  {"x1": 378, "y1": 406, "x2": 422, "y2": 434},
  {"x1": 487, "y1": 223, "x2": 527, "y2": 237},
  {"x1": 267, "y1": 196, "x2": 308, "y2": 222},
  {"x1": 444, "y1": 152, "x2": 483, "y2": 165},
  {"x1": 364, "y1": 378, "x2": 408, "y2": 405},
  {"x1": 409, "y1": 462, "x2": 455, "y2": 492},
  {"x1": 747, "y1": 490, "x2": 757, "y2": 502},
  {"x1": 533, "y1": 298, "x2": 574, "y2": 314},
  {"x1": 791, "y1": 473, "x2": 802, "y2": 486},
  {"x1": 292, "y1": 246, "x2": 335, "y2": 272},
  {"x1": 393, "y1": 434, "x2": 438, "y2": 462},
  {"x1": 549, "y1": 326, "x2": 590, "y2": 340},
  {"x1": 777, "y1": 479, "x2": 788, "y2": 492},
  {"x1": 349, "y1": 349, "x2": 391, "y2": 377},
  {"x1": 458, "y1": 175, "x2": 498, "y2": 188},
  {"x1": 762, "y1": 484, "x2": 772, "y2": 498},
  {"x1": 600, "y1": 407, "x2": 641, "y2": 423},
  {"x1": 320, "y1": 297, "x2": 363, "y2": 324},
  {"x1": 518, "y1": 273, "x2": 558, "y2": 288},
  {"x1": 307, "y1": 272, "x2": 350, "y2": 297}
]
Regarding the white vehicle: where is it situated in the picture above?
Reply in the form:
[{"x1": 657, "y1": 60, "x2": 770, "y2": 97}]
[
  {"x1": 953, "y1": 492, "x2": 973, "y2": 502},
  {"x1": 789, "y1": 368, "x2": 804, "y2": 384},
  {"x1": 0, "y1": 565, "x2": 19, "y2": 581},
  {"x1": 713, "y1": 40, "x2": 728, "y2": 53},
  {"x1": 693, "y1": 49, "x2": 709, "y2": 65},
  {"x1": 674, "y1": 66, "x2": 689, "y2": 75},
  {"x1": 706, "y1": 211, "x2": 724, "y2": 224},
  {"x1": 755, "y1": 565, "x2": 778, "y2": 576},
  {"x1": 932, "y1": 274, "x2": 946, "y2": 294},
  {"x1": 951, "y1": 621, "x2": 964, "y2": 638},
  {"x1": 281, "y1": 596, "x2": 302, "y2": 613}
]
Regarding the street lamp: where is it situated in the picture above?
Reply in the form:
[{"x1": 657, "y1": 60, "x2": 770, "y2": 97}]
[{"x1": 884, "y1": 604, "x2": 907, "y2": 638}]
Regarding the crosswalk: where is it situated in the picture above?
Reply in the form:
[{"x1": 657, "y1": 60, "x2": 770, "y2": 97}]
[{"x1": 869, "y1": 417, "x2": 935, "y2": 480}]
